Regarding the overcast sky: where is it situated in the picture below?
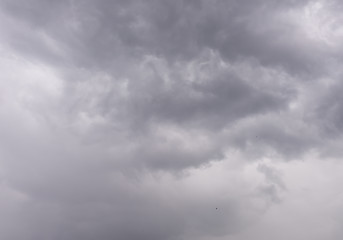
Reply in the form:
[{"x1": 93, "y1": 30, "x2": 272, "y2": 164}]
[{"x1": 1, "y1": 0, "x2": 343, "y2": 239}]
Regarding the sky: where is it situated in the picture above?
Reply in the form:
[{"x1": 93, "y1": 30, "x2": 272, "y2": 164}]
[{"x1": 1, "y1": 0, "x2": 343, "y2": 239}]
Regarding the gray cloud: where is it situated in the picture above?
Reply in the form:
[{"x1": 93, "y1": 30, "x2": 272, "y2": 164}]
[
  {"x1": 0, "y1": 0, "x2": 327, "y2": 72},
  {"x1": 1, "y1": 0, "x2": 343, "y2": 239}
]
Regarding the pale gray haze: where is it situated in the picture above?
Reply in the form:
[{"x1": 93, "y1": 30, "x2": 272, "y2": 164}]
[{"x1": 1, "y1": 0, "x2": 343, "y2": 239}]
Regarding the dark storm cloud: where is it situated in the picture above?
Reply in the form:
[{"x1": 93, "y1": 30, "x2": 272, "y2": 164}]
[
  {"x1": 313, "y1": 81, "x2": 343, "y2": 136},
  {"x1": 1, "y1": 0, "x2": 325, "y2": 73},
  {"x1": 123, "y1": 60, "x2": 288, "y2": 129},
  {"x1": 1, "y1": 0, "x2": 343, "y2": 240}
]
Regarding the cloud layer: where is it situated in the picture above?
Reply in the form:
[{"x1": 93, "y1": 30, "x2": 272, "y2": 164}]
[{"x1": 1, "y1": 0, "x2": 343, "y2": 239}]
